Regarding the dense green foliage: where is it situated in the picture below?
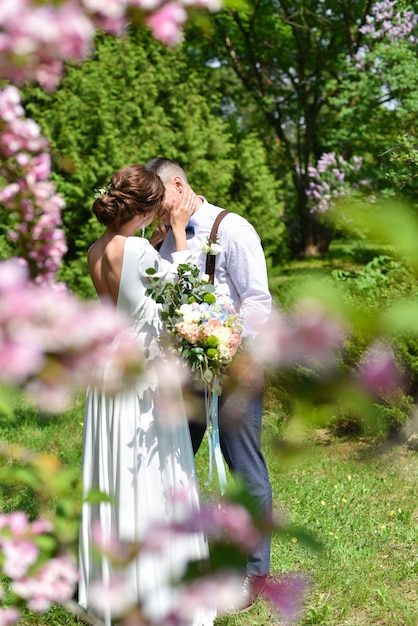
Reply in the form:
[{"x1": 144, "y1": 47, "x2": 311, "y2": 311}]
[
  {"x1": 269, "y1": 244, "x2": 418, "y2": 436},
  {"x1": 184, "y1": 1, "x2": 418, "y2": 253},
  {"x1": 13, "y1": 3, "x2": 418, "y2": 277},
  {"x1": 21, "y1": 26, "x2": 287, "y2": 296}
]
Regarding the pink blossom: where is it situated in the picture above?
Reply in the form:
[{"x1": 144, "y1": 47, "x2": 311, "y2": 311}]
[
  {"x1": 357, "y1": 342, "x2": 404, "y2": 396},
  {"x1": 1, "y1": 118, "x2": 47, "y2": 155},
  {"x1": 0, "y1": 182, "x2": 20, "y2": 202},
  {"x1": 176, "y1": 321, "x2": 204, "y2": 343},
  {"x1": 83, "y1": 0, "x2": 129, "y2": 19},
  {"x1": 0, "y1": 607, "x2": 20, "y2": 626},
  {"x1": 29, "y1": 153, "x2": 51, "y2": 181},
  {"x1": 0, "y1": 87, "x2": 68, "y2": 281},
  {"x1": 90, "y1": 520, "x2": 139, "y2": 565},
  {"x1": 0, "y1": 340, "x2": 44, "y2": 384},
  {"x1": 146, "y1": 3, "x2": 187, "y2": 46},
  {"x1": 11, "y1": 553, "x2": 79, "y2": 612},
  {"x1": 0, "y1": 264, "x2": 24, "y2": 294},
  {"x1": 172, "y1": 572, "x2": 244, "y2": 619},
  {"x1": 129, "y1": 0, "x2": 160, "y2": 8},
  {"x1": 0, "y1": 259, "x2": 145, "y2": 410},
  {"x1": 227, "y1": 330, "x2": 241, "y2": 356},
  {"x1": 0, "y1": 85, "x2": 23, "y2": 121},
  {"x1": 207, "y1": 501, "x2": 262, "y2": 550},
  {"x1": 203, "y1": 318, "x2": 222, "y2": 335},
  {"x1": 0, "y1": 3, "x2": 95, "y2": 88},
  {"x1": 143, "y1": 499, "x2": 262, "y2": 554},
  {"x1": 30, "y1": 518, "x2": 53, "y2": 534},
  {"x1": 181, "y1": 0, "x2": 222, "y2": 10},
  {"x1": 248, "y1": 305, "x2": 294, "y2": 366},
  {"x1": 250, "y1": 301, "x2": 346, "y2": 370},
  {"x1": 34, "y1": 60, "x2": 64, "y2": 92},
  {"x1": 261, "y1": 574, "x2": 307, "y2": 620},
  {"x1": 290, "y1": 298, "x2": 347, "y2": 366},
  {"x1": 87, "y1": 574, "x2": 138, "y2": 619},
  {"x1": 4, "y1": 511, "x2": 29, "y2": 535},
  {"x1": 2, "y1": 540, "x2": 39, "y2": 579}
]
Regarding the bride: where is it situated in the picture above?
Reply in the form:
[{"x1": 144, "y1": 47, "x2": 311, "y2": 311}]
[{"x1": 78, "y1": 163, "x2": 214, "y2": 626}]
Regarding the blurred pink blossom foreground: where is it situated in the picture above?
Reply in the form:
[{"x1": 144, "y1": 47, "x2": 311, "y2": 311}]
[
  {"x1": 0, "y1": 258, "x2": 145, "y2": 411},
  {"x1": 0, "y1": 0, "x2": 222, "y2": 89}
]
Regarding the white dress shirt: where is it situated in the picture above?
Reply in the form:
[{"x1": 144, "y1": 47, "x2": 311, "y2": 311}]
[{"x1": 159, "y1": 197, "x2": 272, "y2": 339}]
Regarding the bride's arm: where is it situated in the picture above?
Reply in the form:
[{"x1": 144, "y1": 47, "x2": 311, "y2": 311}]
[{"x1": 141, "y1": 188, "x2": 199, "y2": 280}]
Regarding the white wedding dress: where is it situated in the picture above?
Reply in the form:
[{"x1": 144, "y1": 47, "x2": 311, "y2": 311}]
[{"x1": 78, "y1": 237, "x2": 214, "y2": 626}]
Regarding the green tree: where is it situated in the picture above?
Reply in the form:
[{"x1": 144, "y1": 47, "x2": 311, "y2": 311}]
[
  {"x1": 184, "y1": 1, "x2": 418, "y2": 254},
  {"x1": 22, "y1": 26, "x2": 287, "y2": 295}
]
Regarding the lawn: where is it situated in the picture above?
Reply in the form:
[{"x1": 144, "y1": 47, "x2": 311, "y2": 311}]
[
  {"x1": 1, "y1": 392, "x2": 417, "y2": 626},
  {"x1": 1, "y1": 239, "x2": 418, "y2": 625},
  {"x1": 197, "y1": 415, "x2": 418, "y2": 626}
]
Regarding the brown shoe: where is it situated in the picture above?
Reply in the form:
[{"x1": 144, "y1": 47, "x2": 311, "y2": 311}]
[{"x1": 226, "y1": 574, "x2": 268, "y2": 614}]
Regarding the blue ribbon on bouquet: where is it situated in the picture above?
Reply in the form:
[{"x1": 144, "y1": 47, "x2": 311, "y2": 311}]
[{"x1": 204, "y1": 384, "x2": 227, "y2": 495}]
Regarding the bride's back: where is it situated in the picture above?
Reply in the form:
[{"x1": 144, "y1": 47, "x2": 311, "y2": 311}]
[{"x1": 88, "y1": 234, "x2": 127, "y2": 305}]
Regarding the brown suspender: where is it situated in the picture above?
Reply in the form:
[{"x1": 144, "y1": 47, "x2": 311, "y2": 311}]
[{"x1": 205, "y1": 210, "x2": 229, "y2": 285}]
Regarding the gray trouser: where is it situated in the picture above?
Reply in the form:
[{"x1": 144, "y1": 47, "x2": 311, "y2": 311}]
[{"x1": 189, "y1": 379, "x2": 272, "y2": 576}]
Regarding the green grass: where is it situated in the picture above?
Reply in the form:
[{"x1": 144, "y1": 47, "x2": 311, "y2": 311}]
[
  {"x1": 268, "y1": 238, "x2": 399, "y2": 308},
  {"x1": 197, "y1": 418, "x2": 418, "y2": 626},
  {"x1": 1, "y1": 395, "x2": 417, "y2": 626},
  {"x1": 1, "y1": 240, "x2": 417, "y2": 625}
]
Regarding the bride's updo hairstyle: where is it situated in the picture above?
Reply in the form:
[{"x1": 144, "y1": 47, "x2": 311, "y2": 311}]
[{"x1": 92, "y1": 164, "x2": 165, "y2": 229}]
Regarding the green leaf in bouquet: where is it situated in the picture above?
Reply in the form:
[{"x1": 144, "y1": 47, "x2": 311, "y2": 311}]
[{"x1": 203, "y1": 369, "x2": 213, "y2": 384}]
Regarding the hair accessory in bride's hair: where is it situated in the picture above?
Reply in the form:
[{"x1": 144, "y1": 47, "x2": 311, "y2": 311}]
[{"x1": 93, "y1": 184, "x2": 110, "y2": 199}]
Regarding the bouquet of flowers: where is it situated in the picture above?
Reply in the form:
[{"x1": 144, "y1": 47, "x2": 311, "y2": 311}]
[
  {"x1": 146, "y1": 262, "x2": 242, "y2": 387},
  {"x1": 146, "y1": 262, "x2": 242, "y2": 493}
]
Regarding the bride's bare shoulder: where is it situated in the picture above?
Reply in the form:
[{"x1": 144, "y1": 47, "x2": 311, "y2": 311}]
[{"x1": 88, "y1": 234, "x2": 126, "y2": 261}]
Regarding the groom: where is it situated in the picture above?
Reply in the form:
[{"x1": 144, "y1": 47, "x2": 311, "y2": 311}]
[{"x1": 146, "y1": 157, "x2": 273, "y2": 611}]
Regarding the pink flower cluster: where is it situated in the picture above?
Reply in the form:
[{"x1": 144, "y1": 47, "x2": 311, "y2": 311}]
[
  {"x1": 251, "y1": 301, "x2": 407, "y2": 400},
  {"x1": 0, "y1": 0, "x2": 222, "y2": 89},
  {"x1": 0, "y1": 511, "x2": 78, "y2": 623},
  {"x1": 359, "y1": 1, "x2": 418, "y2": 44},
  {"x1": 169, "y1": 571, "x2": 307, "y2": 623},
  {"x1": 0, "y1": 258, "x2": 144, "y2": 411},
  {"x1": 142, "y1": 495, "x2": 263, "y2": 554},
  {"x1": 0, "y1": 1, "x2": 95, "y2": 90},
  {"x1": 0, "y1": 86, "x2": 67, "y2": 284},
  {"x1": 175, "y1": 299, "x2": 242, "y2": 366},
  {"x1": 0, "y1": 606, "x2": 20, "y2": 626},
  {"x1": 87, "y1": 489, "x2": 306, "y2": 624},
  {"x1": 353, "y1": 2, "x2": 418, "y2": 71},
  {"x1": 357, "y1": 340, "x2": 404, "y2": 397},
  {"x1": 307, "y1": 152, "x2": 365, "y2": 214},
  {"x1": 251, "y1": 300, "x2": 347, "y2": 371},
  {"x1": 11, "y1": 554, "x2": 79, "y2": 613}
]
